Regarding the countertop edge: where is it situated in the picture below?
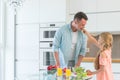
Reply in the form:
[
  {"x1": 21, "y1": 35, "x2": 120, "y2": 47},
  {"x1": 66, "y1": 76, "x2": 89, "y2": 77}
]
[{"x1": 83, "y1": 57, "x2": 120, "y2": 63}]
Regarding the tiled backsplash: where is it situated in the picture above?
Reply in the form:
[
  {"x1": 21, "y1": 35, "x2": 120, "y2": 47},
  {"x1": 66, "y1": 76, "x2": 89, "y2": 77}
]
[{"x1": 86, "y1": 34, "x2": 120, "y2": 60}]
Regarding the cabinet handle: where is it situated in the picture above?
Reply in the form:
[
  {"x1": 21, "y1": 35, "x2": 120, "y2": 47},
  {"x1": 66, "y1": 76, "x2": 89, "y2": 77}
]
[{"x1": 50, "y1": 43, "x2": 53, "y2": 47}]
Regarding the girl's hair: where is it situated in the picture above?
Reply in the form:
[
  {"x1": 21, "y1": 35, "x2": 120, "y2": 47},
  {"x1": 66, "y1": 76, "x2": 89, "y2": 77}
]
[{"x1": 94, "y1": 32, "x2": 113, "y2": 70}]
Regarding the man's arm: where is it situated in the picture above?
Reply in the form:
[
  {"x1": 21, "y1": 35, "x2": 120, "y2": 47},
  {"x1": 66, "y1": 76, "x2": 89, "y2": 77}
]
[
  {"x1": 75, "y1": 33, "x2": 87, "y2": 67},
  {"x1": 53, "y1": 29, "x2": 62, "y2": 67},
  {"x1": 54, "y1": 51, "x2": 60, "y2": 67},
  {"x1": 75, "y1": 55, "x2": 84, "y2": 67}
]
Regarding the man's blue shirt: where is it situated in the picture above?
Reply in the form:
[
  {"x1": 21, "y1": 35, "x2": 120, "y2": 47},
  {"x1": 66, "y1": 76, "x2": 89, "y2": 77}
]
[{"x1": 53, "y1": 23, "x2": 87, "y2": 67}]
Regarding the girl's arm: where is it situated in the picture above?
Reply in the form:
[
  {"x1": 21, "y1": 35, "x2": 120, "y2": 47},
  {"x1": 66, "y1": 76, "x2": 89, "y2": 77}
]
[
  {"x1": 86, "y1": 65, "x2": 105, "y2": 75},
  {"x1": 92, "y1": 65, "x2": 105, "y2": 75},
  {"x1": 87, "y1": 52, "x2": 107, "y2": 75},
  {"x1": 82, "y1": 29, "x2": 100, "y2": 48}
]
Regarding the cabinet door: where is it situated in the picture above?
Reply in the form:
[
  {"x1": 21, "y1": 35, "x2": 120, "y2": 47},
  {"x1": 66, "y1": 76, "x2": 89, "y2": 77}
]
[
  {"x1": 17, "y1": 0, "x2": 40, "y2": 24},
  {"x1": 97, "y1": 12, "x2": 120, "y2": 31},
  {"x1": 16, "y1": 24, "x2": 39, "y2": 80},
  {"x1": 40, "y1": 0, "x2": 66, "y2": 22},
  {"x1": 112, "y1": 63, "x2": 120, "y2": 72},
  {"x1": 16, "y1": 24, "x2": 39, "y2": 60},
  {"x1": 85, "y1": 14, "x2": 97, "y2": 32},
  {"x1": 16, "y1": 61, "x2": 39, "y2": 80},
  {"x1": 97, "y1": 0, "x2": 120, "y2": 12},
  {"x1": 69, "y1": 0, "x2": 97, "y2": 14},
  {"x1": 112, "y1": 63, "x2": 120, "y2": 80}
]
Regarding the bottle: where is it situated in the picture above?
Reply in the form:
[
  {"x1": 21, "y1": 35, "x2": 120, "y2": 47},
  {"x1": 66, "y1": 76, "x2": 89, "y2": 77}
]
[
  {"x1": 57, "y1": 68, "x2": 62, "y2": 80},
  {"x1": 66, "y1": 69, "x2": 71, "y2": 80}
]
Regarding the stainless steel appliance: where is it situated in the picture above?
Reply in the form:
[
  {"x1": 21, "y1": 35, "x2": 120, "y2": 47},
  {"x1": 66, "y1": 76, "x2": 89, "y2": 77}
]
[{"x1": 39, "y1": 22, "x2": 65, "y2": 69}]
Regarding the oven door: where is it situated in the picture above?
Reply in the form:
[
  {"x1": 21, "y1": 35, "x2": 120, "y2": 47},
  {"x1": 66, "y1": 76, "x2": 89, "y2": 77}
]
[
  {"x1": 39, "y1": 49, "x2": 55, "y2": 69},
  {"x1": 40, "y1": 28, "x2": 59, "y2": 41}
]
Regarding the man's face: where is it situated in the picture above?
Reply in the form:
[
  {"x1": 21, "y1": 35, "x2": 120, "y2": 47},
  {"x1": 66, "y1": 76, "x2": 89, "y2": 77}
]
[{"x1": 75, "y1": 18, "x2": 87, "y2": 31}]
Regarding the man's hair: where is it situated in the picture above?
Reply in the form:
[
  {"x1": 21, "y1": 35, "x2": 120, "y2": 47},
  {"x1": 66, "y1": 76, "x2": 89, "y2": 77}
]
[{"x1": 74, "y1": 12, "x2": 88, "y2": 21}]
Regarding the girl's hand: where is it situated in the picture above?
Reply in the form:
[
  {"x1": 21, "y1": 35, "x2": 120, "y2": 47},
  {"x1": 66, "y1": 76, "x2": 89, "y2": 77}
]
[{"x1": 86, "y1": 70, "x2": 93, "y2": 75}]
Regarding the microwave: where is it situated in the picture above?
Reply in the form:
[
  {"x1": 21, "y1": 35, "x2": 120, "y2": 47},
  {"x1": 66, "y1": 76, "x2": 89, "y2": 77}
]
[
  {"x1": 39, "y1": 27, "x2": 59, "y2": 41},
  {"x1": 39, "y1": 22, "x2": 65, "y2": 41}
]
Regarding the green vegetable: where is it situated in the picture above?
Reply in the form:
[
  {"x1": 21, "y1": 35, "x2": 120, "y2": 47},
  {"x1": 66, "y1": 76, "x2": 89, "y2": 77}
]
[
  {"x1": 47, "y1": 69, "x2": 57, "y2": 74},
  {"x1": 74, "y1": 67, "x2": 87, "y2": 80}
]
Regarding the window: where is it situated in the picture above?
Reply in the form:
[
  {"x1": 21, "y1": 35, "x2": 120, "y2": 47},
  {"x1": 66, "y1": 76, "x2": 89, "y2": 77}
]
[
  {"x1": 0, "y1": 0, "x2": 3, "y2": 45},
  {"x1": 0, "y1": 0, "x2": 5, "y2": 80}
]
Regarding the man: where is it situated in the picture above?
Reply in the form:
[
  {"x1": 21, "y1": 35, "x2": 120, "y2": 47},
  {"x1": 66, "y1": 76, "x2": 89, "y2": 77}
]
[{"x1": 53, "y1": 12, "x2": 88, "y2": 68}]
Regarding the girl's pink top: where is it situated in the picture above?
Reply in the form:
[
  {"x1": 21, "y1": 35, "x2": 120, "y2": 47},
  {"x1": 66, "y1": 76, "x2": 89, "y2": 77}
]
[{"x1": 97, "y1": 49, "x2": 114, "y2": 80}]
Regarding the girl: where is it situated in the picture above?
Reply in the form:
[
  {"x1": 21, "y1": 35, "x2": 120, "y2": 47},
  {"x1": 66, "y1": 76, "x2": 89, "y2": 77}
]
[{"x1": 83, "y1": 29, "x2": 114, "y2": 80}]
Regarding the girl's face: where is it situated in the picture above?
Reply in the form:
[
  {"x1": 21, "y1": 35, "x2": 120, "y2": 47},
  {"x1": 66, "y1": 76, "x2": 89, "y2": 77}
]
[{"x1": 98, "y1": 36, "x2": 104, "y2": 48}]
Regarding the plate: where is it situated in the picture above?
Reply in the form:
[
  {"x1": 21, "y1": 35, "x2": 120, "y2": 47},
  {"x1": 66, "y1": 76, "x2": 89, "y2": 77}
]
[
  {"x1": 84, "y1": 75, "x2": 93, "y2": 80},
  {"x1": 71, "y1": 73, "x2": 93, "y2": 80}
]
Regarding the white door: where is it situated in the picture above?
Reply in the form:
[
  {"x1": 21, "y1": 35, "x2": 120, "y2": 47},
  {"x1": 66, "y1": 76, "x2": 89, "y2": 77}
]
[{"x1": 16, "y1": 24, "x2": 39, "y2": 80}]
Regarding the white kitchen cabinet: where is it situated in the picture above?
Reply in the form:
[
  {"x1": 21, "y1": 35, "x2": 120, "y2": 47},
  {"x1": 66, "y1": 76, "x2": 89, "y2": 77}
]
[
  {"x1": 112, "y1": 63, "x2": 120, "y2": 80},
  {"x1": 97, "y1": 0, "x2": 120, "y2": 12},
  {"x1": 69, "y1": 0, "x2": 120, "y2": 13},
  {"x1": 97, "y1": 12, "x2": 120, "y2": 32},
  {"x1": 85, "y1": 14, "x2": 97, "y2": 32},
  {"x1": 112, "y1": 63, "x2": 120, "y2": 73},
  {"x1": 40, "y1": 0, "x2": 66, "y2": 22},
  {"x1": 16, "y1": 24, "x2": 39, "y2": 60},
  {"x1": 68, "y1": 0, "x2": 120, "y2": 32},
  {"x1": 69, "y1": 0, "x2": 97, "y2": 14},
  {"x1": 17, "y1": 0, "x2": 66, "y2": 23},
  {"x1": 16, "y1": 60, "x2": 39, "y2": 80},
  {"x1": 16, "y1": 0, "x2": 40, "y2": 24},
  {"x1": 16, "y1": 24, "x2": 39, "y2": 80}
]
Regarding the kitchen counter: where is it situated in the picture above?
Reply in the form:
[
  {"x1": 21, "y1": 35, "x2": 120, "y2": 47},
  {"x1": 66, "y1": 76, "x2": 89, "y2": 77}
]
[
  {"x1": 82, "y1": 57, "x2": 120, "y2": 63},
  {"x1": 39, "y1": 70, "x2": 93, "y2": 80}
]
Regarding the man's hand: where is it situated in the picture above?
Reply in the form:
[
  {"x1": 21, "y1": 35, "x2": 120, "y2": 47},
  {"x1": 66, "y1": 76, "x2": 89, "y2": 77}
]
[
  {"x1": 74, "y1": 64, "x2": 79, "y2": 68},
  {"x1": 56, "y1": 63, "x2": 60, "y2": 68},
  {"x1": 54, "y1": 52, "x2": 60, "y2": 68},
  {"x1": 74, "y1": 55, "x2": 84, "y2": 68}
]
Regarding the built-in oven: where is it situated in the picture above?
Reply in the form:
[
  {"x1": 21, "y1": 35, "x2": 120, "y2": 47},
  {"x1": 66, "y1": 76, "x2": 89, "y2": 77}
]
[
  {"x1": 39, "y1": 22, "x2": 65, "y2": 69},
  {"x1": 39, "y1": 48, "x2": 55, "y2": 69}
]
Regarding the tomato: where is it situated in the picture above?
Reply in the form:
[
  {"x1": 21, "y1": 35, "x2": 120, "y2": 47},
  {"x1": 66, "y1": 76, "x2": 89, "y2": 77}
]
[
  {"x1": 47, "y1": 65, "x2": 53, "y2": 70},
  {"x1": 62, "y1": 68, "x2": 66, "y2": 73}
]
